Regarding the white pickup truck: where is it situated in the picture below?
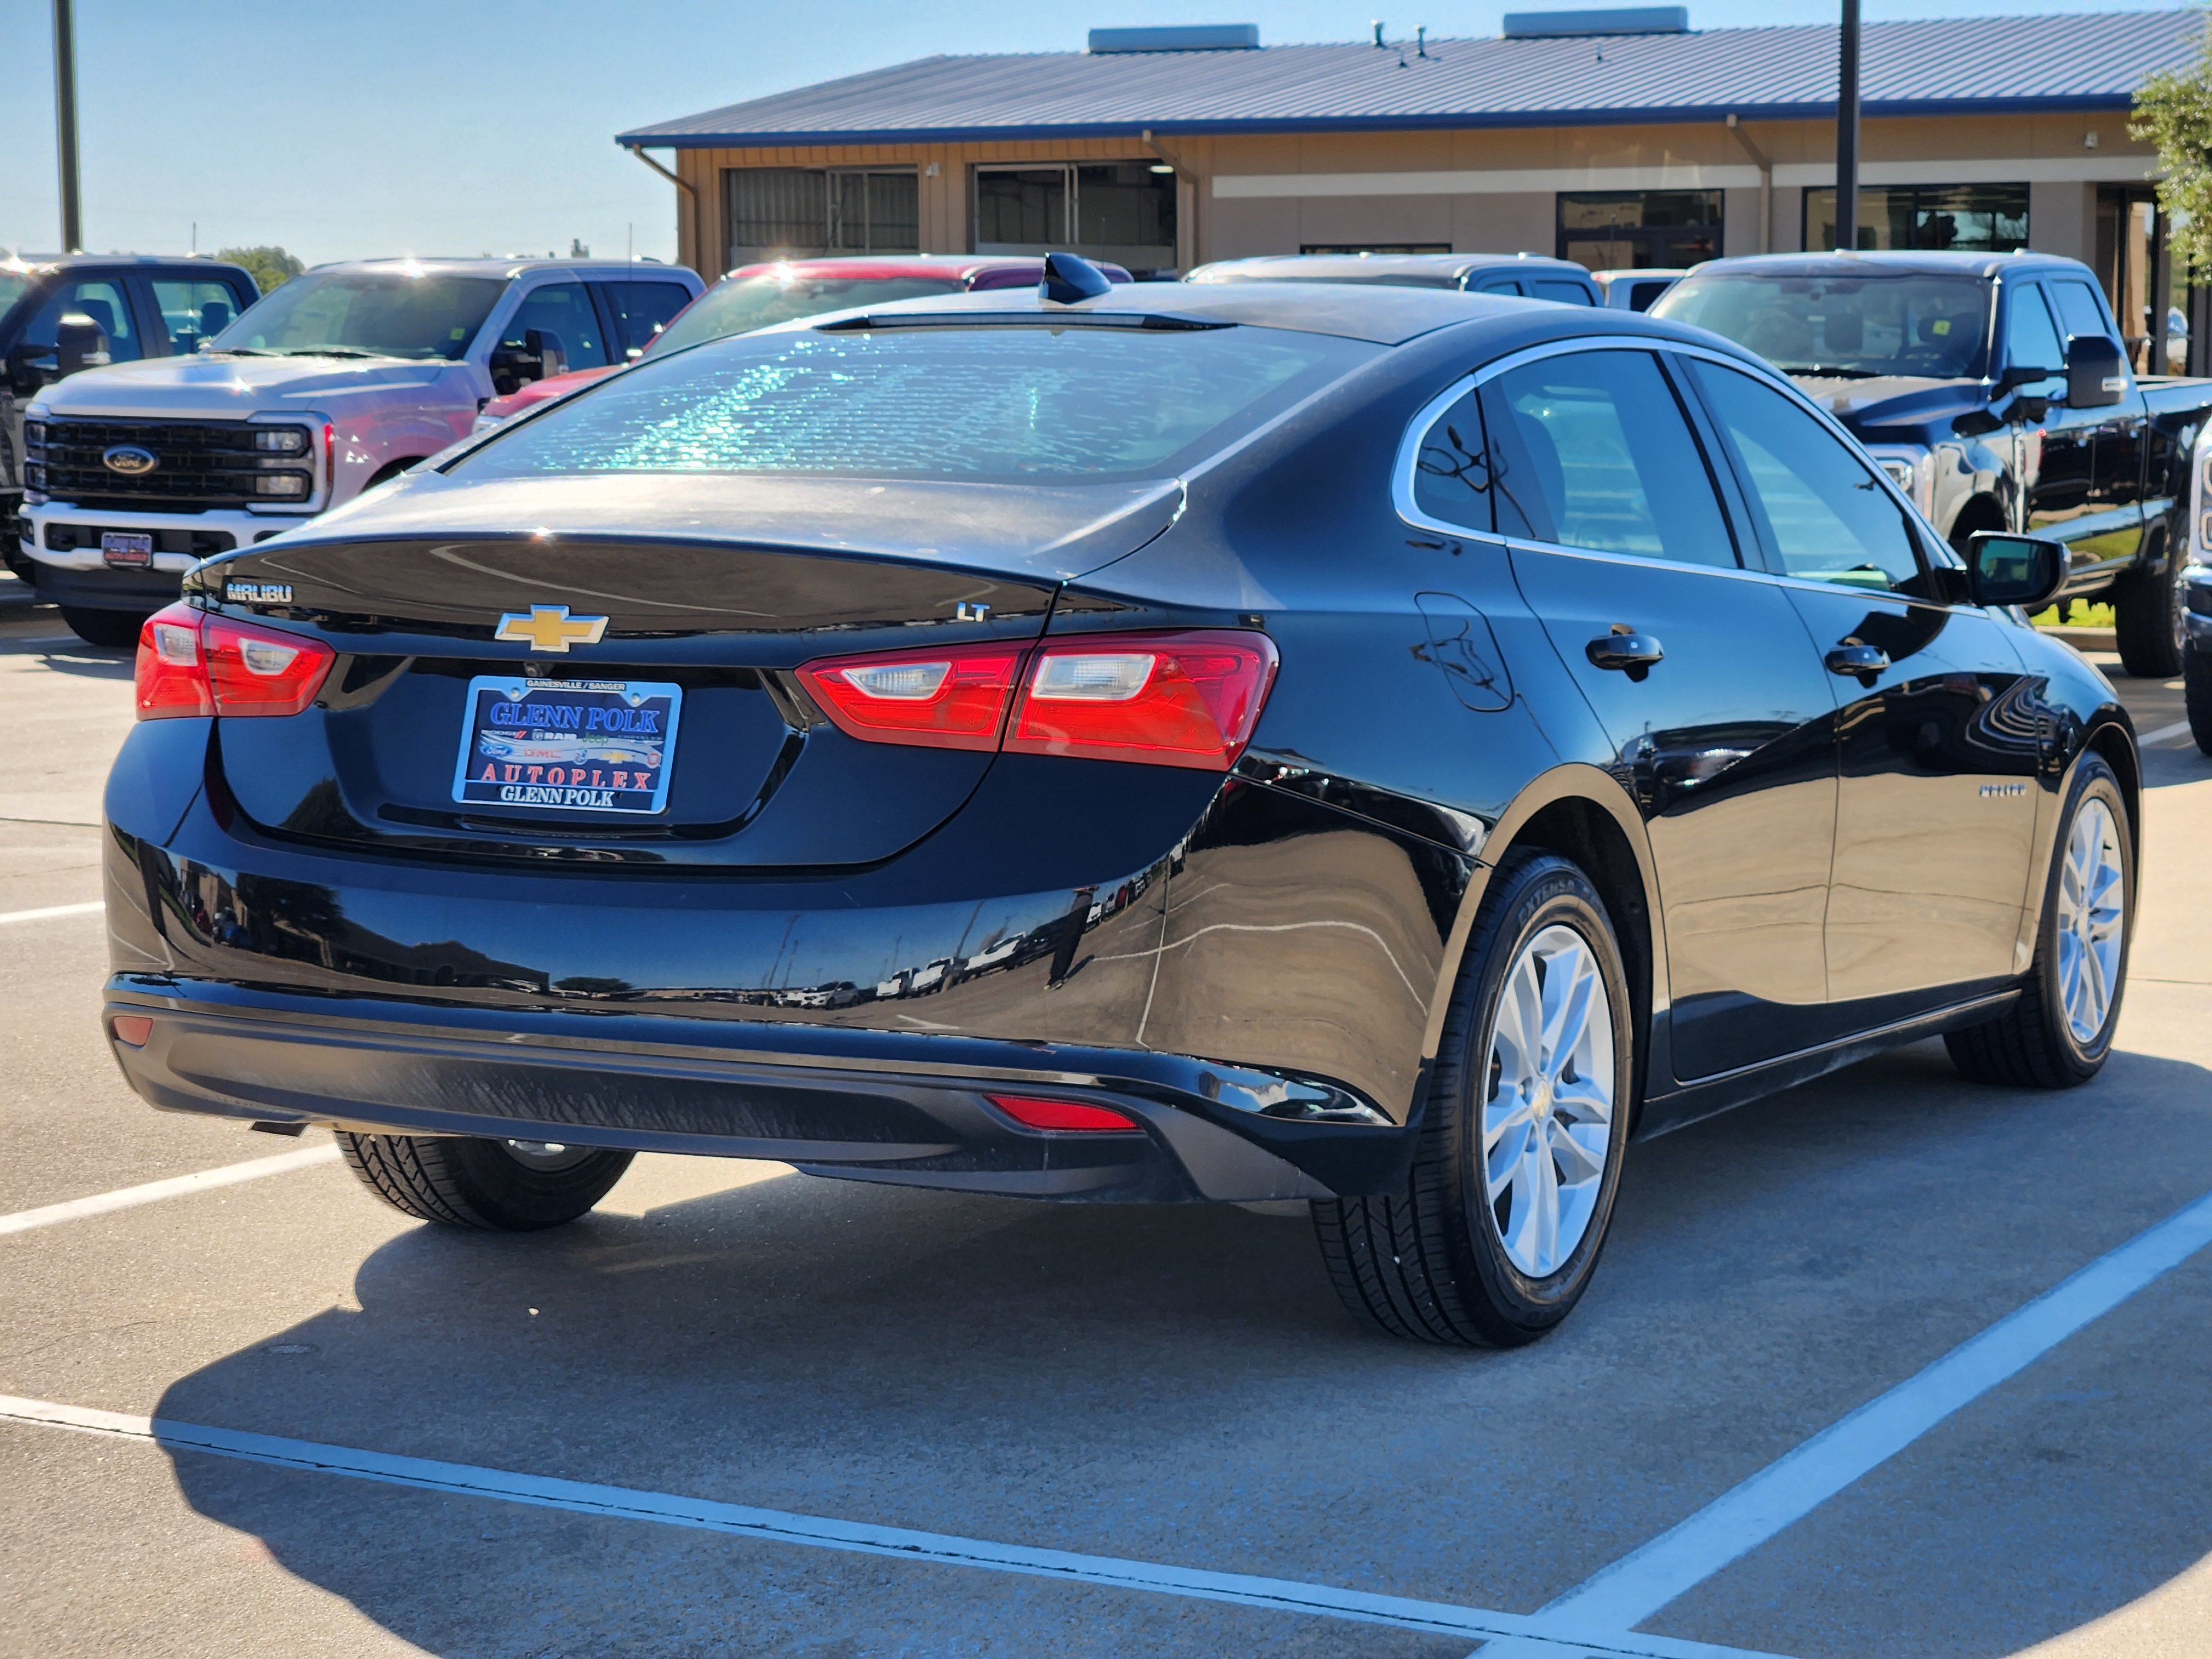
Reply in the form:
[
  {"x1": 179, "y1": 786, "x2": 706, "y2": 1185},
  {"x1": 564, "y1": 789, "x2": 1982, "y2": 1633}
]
[{"x1": 17, "y1": 257, "x2": 701, "y2": 643}]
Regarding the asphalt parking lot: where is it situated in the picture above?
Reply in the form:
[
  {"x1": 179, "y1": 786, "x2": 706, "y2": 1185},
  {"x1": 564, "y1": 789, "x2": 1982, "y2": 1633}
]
[{"x1": 1, "y1": 606, "x2": 2207, "y2": 1659}]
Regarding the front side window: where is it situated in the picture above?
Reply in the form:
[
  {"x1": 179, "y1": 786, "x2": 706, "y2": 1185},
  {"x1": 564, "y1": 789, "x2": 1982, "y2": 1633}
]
[
  {"x1": 1651, "y1": 271, "x2": 1991, "y2": 381},
  {"x1": 212, "y1": 272, "x2": 504, "y2": 361},
  {"x1": 25, "y1": 278, "x2": 141, "y2": 362},
  {"x1": 148, "y1": 278, "x2": 243, "y2": 354},
  {"x1": 456, "y1": 324, "x2": 1374, "y2": 484},
  {"x1": 2001, "y1": 284, "x2": 2065, "y2": 377},
  {"x1": 1688, "y1": 359, "x2": 1922, "y2": 592},
  {"x1": 1476, "y1": 349, "x2": 1738, "y2": 567},
  {"x1": 2048, "y1": 279, "x2": 2119, "y2": 349},
  {"x1": 500, "y1": 283, "x2": 609, "y2": 372}
]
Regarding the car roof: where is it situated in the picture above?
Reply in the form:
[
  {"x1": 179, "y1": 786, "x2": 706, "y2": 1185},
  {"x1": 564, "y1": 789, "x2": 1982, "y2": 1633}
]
[
  {"x1": 1188, "y1": 252, "x2": 1594, "y2": 285},
  {"x1": 1, "y1": 253, "x2": 253, "y2": 275},
  {"x1": 769, "y1": 278, "x2": 1634, "y2": 347},
  {"x1": 305, "y1": 258, "x2": 698, "y2": 282},
  {"x1": 722, "y1": 254, "x2": 1136, "y2": 284},
  {"x1": 1681, "y1": 251, "x2": 2078, "y2": 282}
]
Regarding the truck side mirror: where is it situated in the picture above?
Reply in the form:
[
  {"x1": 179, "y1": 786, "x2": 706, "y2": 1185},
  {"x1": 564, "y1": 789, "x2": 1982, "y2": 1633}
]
[
  {"x1": 4, "y1": 342, "x2": 51, "y2": 395},
  {"x1": 55, "y1": 314, "x2": 112, "y2": 378},
  {"x1": 486, "y1": 328, "x2": 565, "y2": 395},
  {"x1": 2064, "y1": 335, "x2": 2126, "y2": 409},
  {"x1": 1966, "y1": 531, "x2": 2067, "y2": 612}
]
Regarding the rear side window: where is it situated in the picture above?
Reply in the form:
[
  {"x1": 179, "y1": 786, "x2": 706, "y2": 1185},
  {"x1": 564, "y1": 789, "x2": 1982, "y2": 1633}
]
[
  {"x1": 457, "y1": 324, "x2": 1376, "y2": 484},
  {"x1": 1411, "y1": 387, "x2": 1495, "y2": 533},
  {"x1": 2002, "y1": 284, "x2": 2066, "y2": 376},
  {"x1": 1688, "y1": 359, "x2": 1922, "y2": 591},
  {"x1": 1477, "y1": 349, "x2": 1737, "y2": 567},
  {"x1": 148, "y1": 278, "x2": 243, "y2": 354},
  {"x1": 1473, "y1": 278, "x2": 1524, "y2": 296},
  {"x1": 1531, "y1": 279, "x2": 1595, "y2": 306},
  {"x1": 602, "y1": 280, "x2": 695, "y2": 359}
]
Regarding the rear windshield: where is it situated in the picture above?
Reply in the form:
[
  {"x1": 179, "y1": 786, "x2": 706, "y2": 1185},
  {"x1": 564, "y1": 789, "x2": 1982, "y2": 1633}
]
[
  {"x1": 456, "y1": 323, "x2": 1375, "y2": 484},
  {"x1": 211, "y1": 272, "x2": 505, "y2": 361},
  {"x1": 652, "y1": 274, "x2": 963, "y2": 355},
  {"x1": 1651, "y1": 271, "x2": 1991, "y2": 380}
]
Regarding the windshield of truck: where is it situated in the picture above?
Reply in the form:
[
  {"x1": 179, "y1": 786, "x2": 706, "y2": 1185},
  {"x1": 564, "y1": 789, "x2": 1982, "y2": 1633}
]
[
  {"x1": 456, "y1": 322, "x2": 1375, "y2": 484},
  {"x1": 650, "y1": 274, "x2": 964, "y2": 356},
  {"x1": 1651, "y1": 271, "x2": 1991, "y2": 380},
  {"x1": 211, "y1": 272, "x2": 505, "y2": 361}
]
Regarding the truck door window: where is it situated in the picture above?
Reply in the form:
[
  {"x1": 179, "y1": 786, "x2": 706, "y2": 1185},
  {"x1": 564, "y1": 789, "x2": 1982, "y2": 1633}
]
[
  {"x1": 2048, "y1": 280, "x2": 2120, "y2": 350},
  {"x1": 2001, "y1": 284, "x2": 2065, "y2": 377},
  {"x1": 501, "y1": 284, "x2": 610, "y2": 373},
  {"x1": 602, "y1": 281, "x2": 693, "y2": 359},
  {"x1": 1531, "y1": 279, "x2": 1595, "y2": 305},
  {"x1": 25, "y1": 279, "x2": 142, "y2": 365},
  {"x1": 147, "y1": 278, "x2": 243, "y2": 356}
]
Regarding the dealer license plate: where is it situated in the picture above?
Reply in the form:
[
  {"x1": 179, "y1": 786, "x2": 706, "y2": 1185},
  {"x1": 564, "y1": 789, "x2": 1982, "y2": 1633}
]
[
  {"x1": 100, "y1": 532, "x2": 154, "y2": 568},
  {"x1": 451, "y1": 676, "x2": 683, "y2": 816}
]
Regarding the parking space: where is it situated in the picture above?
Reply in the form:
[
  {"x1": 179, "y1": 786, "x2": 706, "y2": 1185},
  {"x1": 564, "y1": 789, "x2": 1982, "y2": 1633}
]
[{"x1": 2, "y1": 637, "x2": 2208, "y2": 1657}]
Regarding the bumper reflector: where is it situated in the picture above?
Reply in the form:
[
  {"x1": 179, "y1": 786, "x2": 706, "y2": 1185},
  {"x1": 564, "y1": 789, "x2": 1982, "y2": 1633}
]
[
  {"x1": 986, "y1": 1094, "x2": 1143, "y2": 1133},
  {"x1": 111, "y1": 1015, "x2": 153, "y2": 1047}
]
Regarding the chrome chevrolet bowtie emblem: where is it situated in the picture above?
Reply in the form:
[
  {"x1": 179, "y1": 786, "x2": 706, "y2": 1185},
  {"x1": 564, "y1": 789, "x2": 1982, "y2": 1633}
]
[{"x1": 494, "y1": 605, "x2": 608, "y2": 653}]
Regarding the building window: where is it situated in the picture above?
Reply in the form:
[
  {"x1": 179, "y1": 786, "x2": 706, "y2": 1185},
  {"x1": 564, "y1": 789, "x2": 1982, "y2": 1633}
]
[
  {"x1": 723, "y1": 168, "x2": 919, "y2": 268},
  {"x1": 974, "y1": 163, "x2": 1177, "y2": 274},
  {"x1": 1558, "y1": 191, "x2": 1723, "y2": 270},
  {"x1": 1300, "y1": 243, "x2": 1452, "y2": 255},
  {"x1": 1805, "y1": 184, "x2": 2027, "y2": 254}
]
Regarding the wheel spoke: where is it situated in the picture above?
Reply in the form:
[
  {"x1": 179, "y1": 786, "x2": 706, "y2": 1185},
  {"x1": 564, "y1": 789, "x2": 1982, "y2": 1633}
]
[
  {"x1": 1551, "y1": 1121, "x2": 1608, "y2": 1182},
  {"x1": 1538, "y1": 944, "x2": 1594, "y2": 1076},
  {"x1": 1550, "y1": 1078, "x2": 1613, "y2": 1127}
]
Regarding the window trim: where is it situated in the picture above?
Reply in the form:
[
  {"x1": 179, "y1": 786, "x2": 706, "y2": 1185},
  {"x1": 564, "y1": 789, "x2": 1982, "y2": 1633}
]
[{"x1": 1393, "y1": 336, "x2": 1971, "y2": 603}]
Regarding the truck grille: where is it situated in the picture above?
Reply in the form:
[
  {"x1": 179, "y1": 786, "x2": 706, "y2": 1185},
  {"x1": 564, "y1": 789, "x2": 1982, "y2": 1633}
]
[{"x1": 25, "y1": 418, "x2": 314, "y2": 512}]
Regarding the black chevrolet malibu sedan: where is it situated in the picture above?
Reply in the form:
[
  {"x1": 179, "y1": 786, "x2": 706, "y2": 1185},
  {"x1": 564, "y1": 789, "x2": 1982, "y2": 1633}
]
[{"x1": 101, "y1": 264, "x2": 2137, "y2": 1346}]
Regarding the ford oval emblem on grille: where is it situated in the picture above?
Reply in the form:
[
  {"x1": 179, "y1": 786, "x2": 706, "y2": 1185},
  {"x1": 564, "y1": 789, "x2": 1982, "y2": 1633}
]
[{"x1": 102, "y1": 445, "x2": 159, "y2": 477}]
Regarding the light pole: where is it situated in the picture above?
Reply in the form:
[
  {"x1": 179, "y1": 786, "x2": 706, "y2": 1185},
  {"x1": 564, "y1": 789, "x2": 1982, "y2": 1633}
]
[
  {"x1": 53, "y1": 0, "x2": 81, "y2": 252},
  {"x1": 1835, "y1": 0, "x2": 1860, "y2": 253}
]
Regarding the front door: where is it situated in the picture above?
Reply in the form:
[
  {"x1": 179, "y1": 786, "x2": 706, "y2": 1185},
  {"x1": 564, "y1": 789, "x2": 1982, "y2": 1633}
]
[
  {"x1": 1479, "y1": 347, "x2": 1840, "y2": 1081},
  {"x1": 1682, "y1": 356, "x2": 2042, "y2": 1024},
  {"x1": 2011, "y1": 278, "x2": 2147, "y2": 584}
]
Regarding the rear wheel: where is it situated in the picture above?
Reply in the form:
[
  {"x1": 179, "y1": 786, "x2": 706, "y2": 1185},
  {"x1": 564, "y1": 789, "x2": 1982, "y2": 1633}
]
[
  {"x1": 1945, "y1": 754, "x2": 2132, "y2": 1088},
  {"x1": 60, "y1": 606, "x2": 149, "y2": 648},
  {"x1": 2114, "y1": 557, "x2": 2187, "y2": 679},
  {"x1": 336, "y1": 1131, "x2": 634, "y2": 1230},
  {"x1": 1312, "y1": 851, "x2": 1632, "y2": 1347}
]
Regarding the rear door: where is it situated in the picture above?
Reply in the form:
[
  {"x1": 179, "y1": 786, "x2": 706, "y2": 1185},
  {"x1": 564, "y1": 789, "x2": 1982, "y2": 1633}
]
[
  {"x1": 598, "y1": 278, "x2": 696, "y2": 361},
  {"x1": 1682, "y1": 356, "x2": 2041, "y2": 1023},
  {"x1": 1484, "y1": 345, "x2": 1841, "y2": 1081}
]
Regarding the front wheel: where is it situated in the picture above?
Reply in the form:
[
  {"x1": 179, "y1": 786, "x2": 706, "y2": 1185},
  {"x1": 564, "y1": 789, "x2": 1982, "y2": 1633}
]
[
  {"x1": 1313, "y1": 851, "x2": 1633, "y2": 1347},
  {"x1": 59, "y1": 606, "x2": 149, "y2": 648},
  {"x1": 1946, "y1": 754, "x2": 2133, "y2": 1088},
  {"x1": 337, "y1": 1132, "x2": 634, "y2": 1230}
]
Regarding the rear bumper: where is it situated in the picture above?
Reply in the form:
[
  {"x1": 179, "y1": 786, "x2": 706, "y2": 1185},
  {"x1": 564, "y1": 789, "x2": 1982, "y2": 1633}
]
[{"x1": 102, "y1": 975, "x2": 1408, "y2": 1201}]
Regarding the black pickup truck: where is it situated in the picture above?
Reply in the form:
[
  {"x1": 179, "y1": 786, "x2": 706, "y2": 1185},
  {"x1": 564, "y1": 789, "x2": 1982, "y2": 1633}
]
[{"x1": 1653, "y1": 251, "x2": 2211, "y2": 676}]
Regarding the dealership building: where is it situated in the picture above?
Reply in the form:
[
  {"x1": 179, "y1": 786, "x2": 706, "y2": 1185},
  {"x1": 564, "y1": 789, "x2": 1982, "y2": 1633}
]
[{"x1": 619, "y1": 7, "x2": 2197, "y2": 357}]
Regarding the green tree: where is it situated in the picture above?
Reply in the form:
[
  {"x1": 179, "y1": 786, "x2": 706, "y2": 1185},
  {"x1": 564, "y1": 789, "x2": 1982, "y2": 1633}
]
[
  {"x1": 2133, "y1": 10, "x2": 2212, "y2": 275},
  {"x1": 213, "y1": 245, "x2": 305, "y2": 296}
]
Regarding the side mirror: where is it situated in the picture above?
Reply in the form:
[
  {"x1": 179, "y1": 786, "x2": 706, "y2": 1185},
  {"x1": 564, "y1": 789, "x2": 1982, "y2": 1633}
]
[
  {"x1": 55, "y1": 315, "x2": 112, "y2": 378},
  {"x1": 2065, "y1": 335, "x2": 2126, "y2": 409},
  {"x1": 1967, "y1": 531, "x2": 2067, "y2": 612},
  {"x1": 487, "y1": 328, "x2": 565, "y2": 395},
  {"x1": 4, "y1": 342, "x2": 51, "y2": 394},
  {"x1": 1993, "y1": 362, "x2": 2057, "y2": 395}
]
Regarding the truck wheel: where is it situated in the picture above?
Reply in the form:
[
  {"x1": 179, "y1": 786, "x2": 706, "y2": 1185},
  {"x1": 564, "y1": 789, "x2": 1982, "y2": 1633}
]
[
  {"x1": 2113, "y1": 557, "x2": 2187, "y2": 679},
  {"x1": 336, "y1": 1131, "x2": 634, "y2": 1230},
  {"x1": 1312, "y1": 851, "x2": 1632, "y2": 1347},
  {"x1": 60, "y1": 606, "x2": 149, "y2": 648},
  {"x1": 1945, "y1": 754, "x2": 2132, "y2": 1088},
  {"x1": 2188, "y1": 643, "x2": 2212, "y2": 757}
]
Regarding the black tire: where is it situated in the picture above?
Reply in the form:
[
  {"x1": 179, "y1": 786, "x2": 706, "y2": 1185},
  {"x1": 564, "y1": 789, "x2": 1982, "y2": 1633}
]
[
  {"x1": 2187, "y1": 644, "x2": 2212, "y2": 757},
  {"x1": 1945, "y1": 754, "x2": 2133, "y2": 1088},
  {"x1": 60, "y1": 606, "x2": 149, "y2": 648},
  {"x1": 336, "y1": 1131, "x2": 634, "y2": 1230},
  {"x1": 1312, "y1": 851, "x2": 1634, "y2": 1347},
  {"x1": 2114, "y1": 556, "x2": 2187, "y2": 679}
]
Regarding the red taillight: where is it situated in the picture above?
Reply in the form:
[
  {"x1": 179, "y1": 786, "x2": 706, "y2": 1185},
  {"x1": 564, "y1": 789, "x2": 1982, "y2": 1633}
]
[
  {"x1": 1008, "y1": 630, "x2": 1278, "y2": 771},
  {"x1": 987, "y1": 1094, "x2": 1143, "y2": 1133},
  {"x1": 111, "y1": 1015, "x2": 153, "y2": 1047},
  {"x1": 133, "y1": 602, "x2": 335, "y2": 722},
  {"x1": 797, "y1": 641, "x2": 1026, "y2": 752},
  {"x1": 797, "y1": 629, "x2": 1277, "y2": 771}
]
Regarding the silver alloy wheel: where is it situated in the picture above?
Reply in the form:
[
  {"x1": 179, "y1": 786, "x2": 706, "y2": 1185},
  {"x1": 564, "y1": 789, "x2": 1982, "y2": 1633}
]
[
  {"x1": 2056, "y1": 796, "x2": 2126, "y2": 1045},
  {"x1": 1481, "y1": 922, "x2": 1616, "y2": 1278}
]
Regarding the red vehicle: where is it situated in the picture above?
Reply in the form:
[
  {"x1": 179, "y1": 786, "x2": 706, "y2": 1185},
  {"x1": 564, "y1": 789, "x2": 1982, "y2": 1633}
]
[{"x1": 470, "y1": 254, "x2": 1135, "y2": 430}]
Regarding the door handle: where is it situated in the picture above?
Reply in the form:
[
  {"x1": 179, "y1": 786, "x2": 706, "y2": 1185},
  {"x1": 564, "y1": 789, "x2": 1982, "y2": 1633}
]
[
  {"x1": 1824, "y1": 641, "x2": 1890, "y2": 685},
  {"x1": 1585, "y1": 628, "x2": 1663, "y2": 681}
]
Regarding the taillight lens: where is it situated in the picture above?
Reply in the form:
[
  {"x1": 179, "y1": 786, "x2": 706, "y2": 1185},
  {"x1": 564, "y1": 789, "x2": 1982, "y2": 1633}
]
[
  {"x1": 134, "y1": 602, "x2": 335, "y2": 721},
  {"x1": 987, "y1": 1094, "x2": 1143, "y2": 1133},
  {"x1": 796, "y1": 629, "x2": 1278, "y2": 770},
  {"x1": 1008, "y1": 630, "x2": 1278, "y2": 770},
  {"x1": 797, "y1": 641, "x2": 1025, "y2": 752}
]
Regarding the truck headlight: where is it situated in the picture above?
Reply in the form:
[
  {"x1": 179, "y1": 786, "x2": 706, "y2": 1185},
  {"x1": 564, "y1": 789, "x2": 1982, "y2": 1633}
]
[
  {"x1": 22, "y1": 420, "x2": 44, "y2": 453},
  {"x1": 253, "y1": 426, "x2": 311, "y2": 455},
  {"x1": 253, "y1": 472, "x2": 311, "y2": 498}
]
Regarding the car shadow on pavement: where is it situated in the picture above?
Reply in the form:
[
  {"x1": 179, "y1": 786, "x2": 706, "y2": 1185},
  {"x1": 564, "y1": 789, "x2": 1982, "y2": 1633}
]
[
  {"x1": 17, "y1": 644, "x2": 132, "y2": 679},
  {"x1": 149, "y1": 1039, "x2": 2212, "y2": 1659}
]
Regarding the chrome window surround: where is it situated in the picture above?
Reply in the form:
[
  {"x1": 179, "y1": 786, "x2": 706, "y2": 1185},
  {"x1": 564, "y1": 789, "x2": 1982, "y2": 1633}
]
[{"x1": 1390, "y1": 335, "x2": 1972, "y2": 602}]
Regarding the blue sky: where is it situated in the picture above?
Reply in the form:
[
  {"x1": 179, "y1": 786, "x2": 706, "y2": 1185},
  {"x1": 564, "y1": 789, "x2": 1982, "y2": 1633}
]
[{"x1": 0, "y1": 0, "x2": 2186, "y2": 270}]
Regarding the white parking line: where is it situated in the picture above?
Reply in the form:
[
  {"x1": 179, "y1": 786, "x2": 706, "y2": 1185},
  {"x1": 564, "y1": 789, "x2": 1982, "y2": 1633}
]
[
  {"x1": 0, "y1": 900, "x2": 101, "y2": 926},
  {"x1": 2139, "y1": 719, "x2": 2193, "y2": 747},
  {"x1": 1528, "y1": 1187, "x2": 2212, "y2": 1646},
  {"x1": 0, "y1": 1145, "x2": 340, "y2": 1237},
  {"x1": 0, "y1": 1391, "x2": 1788, "y2": 1659}
]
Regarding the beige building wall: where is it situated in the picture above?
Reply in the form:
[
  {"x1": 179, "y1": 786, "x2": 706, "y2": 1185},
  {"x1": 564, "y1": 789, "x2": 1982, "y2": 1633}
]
[{"x1": 662, "y1": 110, "x2": 2157, "y2": 276}]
